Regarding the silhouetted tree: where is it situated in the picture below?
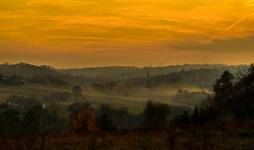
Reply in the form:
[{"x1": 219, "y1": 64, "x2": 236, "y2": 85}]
[
  {"x1": 22, "y1": 105, "x2": 44, "y2": 135},
  {"x1": 192, "y1": 64, "x2": 254, "y2": 122},
  {"x1": 72, "y1": 108, "x2": 98, "y2": 134},
  {"x1": 213, "y1": 71, "x2": 234, "y2": 119},
  {"x1": 0, "y1": 109, "x2": 21, "y2": 135},
  {"x1": 72, "y1": 86, "x2": 83, "y2": 100},
  {"x1": 143, "y1": 101, "x2": 170, "y2": 129},
  {"x1": 97, "y1": 113, "x2": 115, "y2": 132},
  {"x1": 175, "y1": 110, "x2": 190, "y2": 124},
  {"x1": 42, "y1": 109, "x2": 61, "y2": 129},
  {"x1": 68, "y1": 102, "x2": 91, "y2": 124},
  {"x1": 0, "y1": 103, "x2": 8, "y2": 109},
  {"x1": 0, "y1": 73, "x2": 4, "y2": 84},
  {"x1": 233, "y1": 64, "x2": 254, "y2": 120},
  {"x1": 192, "y1": 106, "x2": 199, "y2": 123},
  {"x1": 96, "y1": 104, "x2": 115, "y2": 132},
  {"x1": 95, "y1": 104, "x2": 141, "y2": 130}
]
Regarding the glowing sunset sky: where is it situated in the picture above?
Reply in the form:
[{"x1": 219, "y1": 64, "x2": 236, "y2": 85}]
[{"x1": 0, "y1": 0, "x2": 254, "y2": 67}]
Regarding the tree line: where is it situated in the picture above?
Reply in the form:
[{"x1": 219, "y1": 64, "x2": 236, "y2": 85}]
[
  {"x1": 175, "y1": 64, "x2": 254, "y2": 124},
  {"x1": 1, "y1": 64, "x2": 254, "y2": 136}
]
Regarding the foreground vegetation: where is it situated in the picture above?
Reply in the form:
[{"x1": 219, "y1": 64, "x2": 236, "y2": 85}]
[
  {"x1": 1, "y1": 125, "x2": 254, "y2": 150},
  {"x1": 1, "y1": 63, "x2": 254, "y2": 149}
]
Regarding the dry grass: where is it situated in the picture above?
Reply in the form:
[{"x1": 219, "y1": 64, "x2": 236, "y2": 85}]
[{"x1": 1, "y1": 128, "x2": 254, "y2": 150}]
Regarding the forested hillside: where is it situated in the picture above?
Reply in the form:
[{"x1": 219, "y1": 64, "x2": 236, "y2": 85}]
[{"x1": 61, "y1": 64, "x2": 246, "y2": 79}]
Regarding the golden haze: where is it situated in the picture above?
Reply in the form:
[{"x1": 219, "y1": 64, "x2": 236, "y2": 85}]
[{"x1": 0, "y1": 0, "x2": 254, "y2": 67}]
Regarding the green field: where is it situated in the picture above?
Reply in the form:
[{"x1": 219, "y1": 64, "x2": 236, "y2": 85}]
[{"x1": 0, "y1": 85, "x2": 199, "y2": 114}]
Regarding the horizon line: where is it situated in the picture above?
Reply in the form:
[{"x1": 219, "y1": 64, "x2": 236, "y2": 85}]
[{"x1": 0, "y1": 62, "x2": 251, "y2": 70}]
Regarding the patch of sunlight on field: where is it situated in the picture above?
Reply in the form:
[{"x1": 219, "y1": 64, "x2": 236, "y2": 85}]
[
  {"x1": 0, "y1": 85, "x2": 145, "y2": 113},
  {"x1": 0, "y1": 85, "x2": 195, "y2": 113},
  {"x1": 83, "y1": 90, "x2": 192, "y2": 113},
  {"x1": 86, "y1": 87, "x2": 196, "y2": 111}
]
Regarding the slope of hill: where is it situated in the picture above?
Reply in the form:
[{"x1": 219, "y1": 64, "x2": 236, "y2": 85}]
[
  {"x1": 0, "y1": 63, "x2": 250, "y2": 113},
  {"x1": 0, "y1": 63, "x2": 249, "y2": 87},
  {"x1": 0, "y1": 63, "x2": 72, "y2": 85},
  {"x1": 0, "y1": 63, "x2": 58, "y2": 77},
  {"x1": 84, "y1": 65, "x2": 248, "y2": 89},
  {"x1": 60, "y1": 64, "x2": 247, "y2": 80}
]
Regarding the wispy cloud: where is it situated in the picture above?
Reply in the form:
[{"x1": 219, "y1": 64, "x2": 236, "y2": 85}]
[{"x1": 0, "y1": 0, "x2": 254, "y2": 67}]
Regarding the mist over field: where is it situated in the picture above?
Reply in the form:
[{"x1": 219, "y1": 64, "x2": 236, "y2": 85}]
[
  {"x1": 1, "y1": 62, "x2": 254, "y2": 149},
  {"x1": 1, "y1": 0, "x2": 254, "y2": 149},
  {"x1": 0, "y1": 63, "x2": 245, "y2": 112}
]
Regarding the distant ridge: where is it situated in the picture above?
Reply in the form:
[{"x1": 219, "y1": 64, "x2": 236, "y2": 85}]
[
  {"x1": 60, "y1": 64, "x2": 248, "y2": 79},
  {"x1": 0, "y1": 63, "x2": 249, "y2": 87},
  {"x1": 0, "y1": 63, "x2": 58, "y2": 77}
]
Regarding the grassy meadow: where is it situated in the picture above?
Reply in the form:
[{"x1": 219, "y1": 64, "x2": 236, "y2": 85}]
[
  {"x1": 0, "y1": 84, "x2": 202, "y2": 114},
  {"x1": 2, "y1": 63, "x2": 253, "y2": 150}
]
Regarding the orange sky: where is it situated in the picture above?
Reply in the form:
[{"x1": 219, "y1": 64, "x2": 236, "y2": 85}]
[{"x1": 0, "y1": 0, "x2": 254, "y2": 68}]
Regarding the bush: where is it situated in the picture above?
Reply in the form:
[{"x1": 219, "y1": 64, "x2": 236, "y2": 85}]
[{"x1": 143, "y1": 101, "x2": 170, "y2": 129}]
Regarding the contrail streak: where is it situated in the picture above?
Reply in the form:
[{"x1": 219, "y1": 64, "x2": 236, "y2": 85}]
[
  {"x1": 223, "y1": 11, "x2": 254, "y2": 32},
  {"x1": 211, "y1": 11, "x2": 254, "y2": 39}
]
